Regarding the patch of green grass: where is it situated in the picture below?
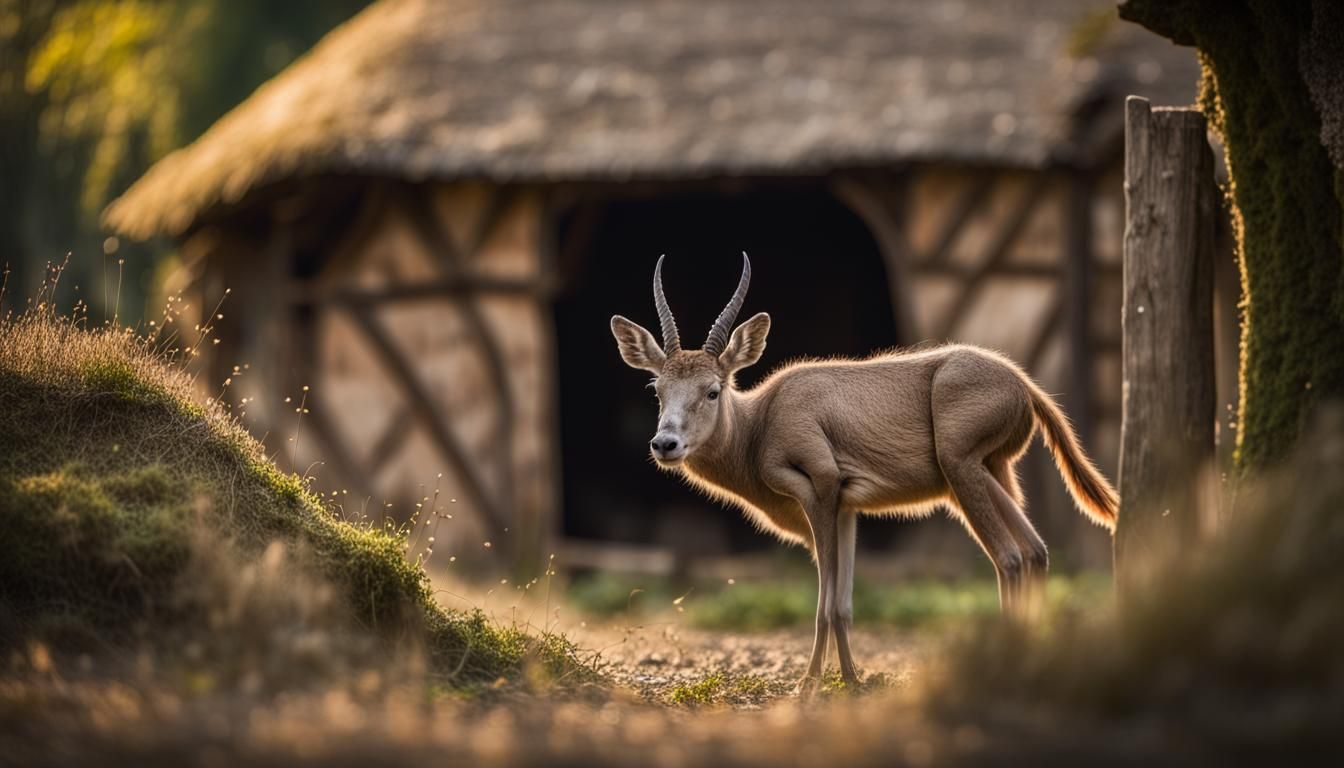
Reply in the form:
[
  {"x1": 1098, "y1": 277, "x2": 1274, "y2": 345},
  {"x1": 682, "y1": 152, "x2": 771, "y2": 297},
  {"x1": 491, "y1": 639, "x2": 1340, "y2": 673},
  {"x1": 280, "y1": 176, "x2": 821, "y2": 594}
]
[
  {"x1": 686, "y1": 576, "x2": 1107, "y2": 632},
  {"x1": 668, "y1": 672, "x2": 725, "y2": 707},
  {"x1": 568, "y1": 571, "x2": 1110, "y2": 632},
  {"x1": 816, "y1": 669, "x2": 896, "y2": 698},
  {"x1": 0, "y1": 310, "x2": 592, "y2": 690},
  {"x1": 728, "y1": 674, "x2": 771, "y2": 699},
  {"x1": 669, "y1": 671, "x2": 793, "y2": 707},
  {"x1": 564, "y1": 573, "x2": 677, "y2": 617},
  {"x1": 685, "y1": 580, "x2": 818, "y2": 631}
]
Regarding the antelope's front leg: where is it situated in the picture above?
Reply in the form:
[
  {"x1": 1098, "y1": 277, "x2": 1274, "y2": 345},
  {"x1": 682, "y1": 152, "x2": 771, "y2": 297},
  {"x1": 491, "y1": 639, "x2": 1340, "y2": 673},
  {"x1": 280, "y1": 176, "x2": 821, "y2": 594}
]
[
  {"x1": 799, "y1": 515, "x2": 836, "y2": 697},
  {"x1": 764, "y1": 452, "x2": 842, "y2": 699},
  {"x1": 832, "y1": 509, "x2": 860, "y2": 686}
]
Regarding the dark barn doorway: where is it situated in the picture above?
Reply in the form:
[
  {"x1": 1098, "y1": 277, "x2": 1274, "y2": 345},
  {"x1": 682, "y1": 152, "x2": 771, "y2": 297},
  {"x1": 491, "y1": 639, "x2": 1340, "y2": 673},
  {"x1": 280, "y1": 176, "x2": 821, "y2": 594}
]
[{"x1": 553, "y1": 183, "x2": 902, "y2": 557}]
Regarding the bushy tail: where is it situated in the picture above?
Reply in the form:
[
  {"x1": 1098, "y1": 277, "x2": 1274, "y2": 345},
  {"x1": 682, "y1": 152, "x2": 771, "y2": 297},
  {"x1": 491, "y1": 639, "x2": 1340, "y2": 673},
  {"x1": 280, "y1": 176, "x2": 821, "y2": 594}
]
[{"x1": 1026, "y1": 380, "x2": 1118, "y2": 530}]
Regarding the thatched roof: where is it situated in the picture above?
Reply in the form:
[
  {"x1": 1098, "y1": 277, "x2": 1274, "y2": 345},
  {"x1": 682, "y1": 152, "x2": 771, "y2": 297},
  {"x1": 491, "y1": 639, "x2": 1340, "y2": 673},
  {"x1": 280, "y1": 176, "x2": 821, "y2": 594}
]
[{"x1": 106, "y1": 0, "x2": 1197, "y2": 240}]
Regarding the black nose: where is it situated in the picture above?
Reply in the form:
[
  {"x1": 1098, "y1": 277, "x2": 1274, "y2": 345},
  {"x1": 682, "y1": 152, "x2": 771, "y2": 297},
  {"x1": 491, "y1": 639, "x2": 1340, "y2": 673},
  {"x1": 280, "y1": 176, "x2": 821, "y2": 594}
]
[{"x1": 651, "y1": 438, "x2": 679, "y2": 453}]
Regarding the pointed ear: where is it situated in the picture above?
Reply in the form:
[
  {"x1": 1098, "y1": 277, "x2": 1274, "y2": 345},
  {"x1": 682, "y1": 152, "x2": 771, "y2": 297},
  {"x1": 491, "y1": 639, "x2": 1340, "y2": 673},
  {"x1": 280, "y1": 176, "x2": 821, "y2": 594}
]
[
  {"x1": 610, "y1": 315, "x2": 666, "y2": 373},
  {"x1": 718, "y1": 312, "x2": 770, "y2": 373}
]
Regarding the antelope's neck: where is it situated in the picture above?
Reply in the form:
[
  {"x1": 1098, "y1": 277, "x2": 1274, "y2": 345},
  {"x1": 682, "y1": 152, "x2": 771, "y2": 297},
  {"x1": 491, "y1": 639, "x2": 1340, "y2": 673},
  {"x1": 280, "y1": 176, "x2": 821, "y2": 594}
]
[{"x1": 685, "y1": 389, "x2": 754, "y2": 489}]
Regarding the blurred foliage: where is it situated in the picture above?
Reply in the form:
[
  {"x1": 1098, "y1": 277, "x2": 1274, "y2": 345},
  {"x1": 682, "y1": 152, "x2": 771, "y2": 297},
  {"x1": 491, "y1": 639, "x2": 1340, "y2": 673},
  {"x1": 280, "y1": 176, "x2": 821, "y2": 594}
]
[
  {"x1": 1, "y1": 0, "x2": 369, "y2": 318},
  {"x1": 26, "y1": 1, "x2": 197, "y2": 215},
  {"x1": 564, "y1": 571, "x2": 1111, "y2": 632}
]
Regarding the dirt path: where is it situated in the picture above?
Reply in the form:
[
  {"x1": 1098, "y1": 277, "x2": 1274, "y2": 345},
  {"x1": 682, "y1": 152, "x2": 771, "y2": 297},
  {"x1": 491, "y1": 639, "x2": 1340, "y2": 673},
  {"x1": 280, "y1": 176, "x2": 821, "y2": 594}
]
[{"x1": 569, "y1": 619, "x2": 931, "y2": 706}]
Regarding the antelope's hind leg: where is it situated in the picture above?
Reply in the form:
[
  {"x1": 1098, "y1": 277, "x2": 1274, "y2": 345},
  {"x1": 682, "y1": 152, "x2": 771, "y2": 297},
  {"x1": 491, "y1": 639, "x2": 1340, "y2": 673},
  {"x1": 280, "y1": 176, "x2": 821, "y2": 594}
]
[
  {"x1": 944, "y1": 460, "x2": 1028, "y2": 612},
  {"x1": 987, "y1": 462, "x2": 1049, "y2": 619},
  {"x1": 933, "y1": 360, "x2": 1034, "y2": 615}
]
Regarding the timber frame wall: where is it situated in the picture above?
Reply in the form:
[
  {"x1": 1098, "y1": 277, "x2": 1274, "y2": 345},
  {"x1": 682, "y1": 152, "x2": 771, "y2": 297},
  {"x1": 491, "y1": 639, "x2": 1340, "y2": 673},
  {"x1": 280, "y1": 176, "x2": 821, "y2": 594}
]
[{"x1": 179, "y1": 136, "x2": 1234, "y2": 573}]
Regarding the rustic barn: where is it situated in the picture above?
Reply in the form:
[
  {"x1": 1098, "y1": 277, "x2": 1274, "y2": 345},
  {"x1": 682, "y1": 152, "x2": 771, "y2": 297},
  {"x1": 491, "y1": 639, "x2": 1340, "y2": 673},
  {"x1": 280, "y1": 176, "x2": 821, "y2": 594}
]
[{"x1": 105, "y1": 0, "x2": 1211, "y2": 573}]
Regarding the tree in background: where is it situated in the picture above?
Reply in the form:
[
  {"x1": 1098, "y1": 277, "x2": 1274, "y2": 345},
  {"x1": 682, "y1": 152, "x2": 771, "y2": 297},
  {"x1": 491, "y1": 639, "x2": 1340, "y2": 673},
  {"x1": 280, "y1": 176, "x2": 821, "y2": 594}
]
[
  {"x1": 0, "y1": 0, "x2": 369, "y2": 318},
  {"x1": 1120, "y1": 0, "x2": 1344, "y2": 473}
]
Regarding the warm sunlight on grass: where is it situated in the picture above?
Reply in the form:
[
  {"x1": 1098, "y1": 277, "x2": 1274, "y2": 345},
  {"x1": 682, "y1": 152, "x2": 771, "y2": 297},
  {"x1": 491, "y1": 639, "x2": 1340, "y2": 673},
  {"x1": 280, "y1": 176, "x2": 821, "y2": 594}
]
[
  {"x1": 564, "y1": 572, "x2": 1109, "y2": 632},
  {"x1": 0, "y1": 301, "x2": 592, "y2": 691}
]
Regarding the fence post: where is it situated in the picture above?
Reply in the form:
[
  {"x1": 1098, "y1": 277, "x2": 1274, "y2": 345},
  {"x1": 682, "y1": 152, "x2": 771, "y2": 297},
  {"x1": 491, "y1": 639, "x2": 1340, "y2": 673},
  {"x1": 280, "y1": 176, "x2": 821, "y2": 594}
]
[{"x1": 1115, "y1": 97, "x2": 1216, "y2": 595}]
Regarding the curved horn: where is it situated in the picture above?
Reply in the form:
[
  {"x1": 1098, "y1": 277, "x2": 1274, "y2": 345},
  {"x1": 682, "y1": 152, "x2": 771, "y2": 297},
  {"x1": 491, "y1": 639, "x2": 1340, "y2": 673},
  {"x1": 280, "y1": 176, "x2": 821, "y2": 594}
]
[
  {"x1": 653, "y1": 255, "x2": 681, "y2": 354},
  {"x1": 703, "y1": 252, "x2": 751, "y2": 356}
]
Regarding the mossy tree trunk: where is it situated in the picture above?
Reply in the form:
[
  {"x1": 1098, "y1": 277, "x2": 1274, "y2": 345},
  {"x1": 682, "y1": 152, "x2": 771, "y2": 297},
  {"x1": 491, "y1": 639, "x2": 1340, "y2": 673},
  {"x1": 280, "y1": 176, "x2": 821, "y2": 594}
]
[{"x1": 1120, "y1": 0, "x2": 1344, "y2": 472}]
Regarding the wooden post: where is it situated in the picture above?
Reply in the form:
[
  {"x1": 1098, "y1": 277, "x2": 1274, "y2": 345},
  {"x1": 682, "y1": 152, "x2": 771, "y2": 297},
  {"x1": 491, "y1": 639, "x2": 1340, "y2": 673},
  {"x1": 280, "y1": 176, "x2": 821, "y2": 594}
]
[{"x1": 1115, "y1": 97, "x2": 1216, "y2": 593}]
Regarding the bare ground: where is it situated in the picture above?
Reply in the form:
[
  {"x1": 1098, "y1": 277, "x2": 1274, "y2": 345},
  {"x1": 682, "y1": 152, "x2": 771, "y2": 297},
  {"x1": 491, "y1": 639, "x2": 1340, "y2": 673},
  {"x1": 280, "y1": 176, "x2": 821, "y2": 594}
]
[{"x1": 571, "y1": 619, "x2": 931, "y2": 706}]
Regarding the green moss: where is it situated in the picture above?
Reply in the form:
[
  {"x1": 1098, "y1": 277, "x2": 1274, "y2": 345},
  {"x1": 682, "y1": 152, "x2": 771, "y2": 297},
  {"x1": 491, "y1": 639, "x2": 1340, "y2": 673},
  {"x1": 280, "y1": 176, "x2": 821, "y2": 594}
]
[
  {"x1": 686, "y1": 581, "x2": 819, "y2": 631},
  {"x1": 669, "y1": 673, "x2": 726, "y2": 707},
  {"x1": 1121, "y1": 0, "x2": 1344, "y2": 471},
  {"x1": 1066, "y1": 8, "x2": 1116, "y2": 59},
  {"x1": 0, "y1": 313, "x2": 592, "y2": 689},
  {"x1": 729, "y1": 674, "x2": 771, "y2": 698},
  {"x1": 79, "y1": 357, "x2": 165, "y2": 405}
]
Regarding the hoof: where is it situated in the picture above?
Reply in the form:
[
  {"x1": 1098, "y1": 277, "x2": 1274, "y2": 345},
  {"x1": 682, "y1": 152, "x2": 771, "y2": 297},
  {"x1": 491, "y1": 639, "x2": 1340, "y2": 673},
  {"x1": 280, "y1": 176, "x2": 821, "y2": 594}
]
[{"x1": 794, "y1": 675, "x2": 821, "y2": 700}]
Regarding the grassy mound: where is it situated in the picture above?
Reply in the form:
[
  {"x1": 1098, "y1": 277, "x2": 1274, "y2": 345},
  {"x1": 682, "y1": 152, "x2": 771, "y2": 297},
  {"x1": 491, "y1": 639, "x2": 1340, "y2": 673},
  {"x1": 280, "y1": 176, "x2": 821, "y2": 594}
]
[{"x1": 0, "y1": 310, "x2": 588, "y2": 689}]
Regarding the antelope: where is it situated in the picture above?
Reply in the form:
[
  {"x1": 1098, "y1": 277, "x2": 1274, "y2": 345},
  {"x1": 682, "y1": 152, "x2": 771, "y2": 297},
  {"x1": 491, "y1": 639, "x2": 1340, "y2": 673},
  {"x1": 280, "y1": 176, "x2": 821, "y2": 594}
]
[{"x1": 610, "y1": 254, "x2": 1118, "y2": 696}]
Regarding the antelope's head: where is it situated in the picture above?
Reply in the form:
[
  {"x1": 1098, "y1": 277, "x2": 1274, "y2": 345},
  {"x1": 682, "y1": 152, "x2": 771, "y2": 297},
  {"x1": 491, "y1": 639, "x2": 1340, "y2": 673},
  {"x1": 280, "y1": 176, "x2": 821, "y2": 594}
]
[{"x1": 610, "y1": 253, "x2": 771, "y2": 466}]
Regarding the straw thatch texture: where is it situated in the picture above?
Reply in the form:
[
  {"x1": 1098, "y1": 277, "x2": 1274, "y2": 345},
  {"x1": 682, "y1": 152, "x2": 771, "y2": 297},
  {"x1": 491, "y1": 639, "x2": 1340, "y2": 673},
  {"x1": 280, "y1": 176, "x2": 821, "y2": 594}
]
[{"x1": 105, "y1": 0, "x2": 1195, "y2": 239}]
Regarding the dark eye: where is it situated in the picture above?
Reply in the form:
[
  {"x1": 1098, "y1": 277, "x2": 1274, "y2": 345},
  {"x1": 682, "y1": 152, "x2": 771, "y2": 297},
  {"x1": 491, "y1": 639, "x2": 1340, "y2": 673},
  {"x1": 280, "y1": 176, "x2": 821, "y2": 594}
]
[{"x1": 707, "y1": 390, "x2": 719, "y2": 401}]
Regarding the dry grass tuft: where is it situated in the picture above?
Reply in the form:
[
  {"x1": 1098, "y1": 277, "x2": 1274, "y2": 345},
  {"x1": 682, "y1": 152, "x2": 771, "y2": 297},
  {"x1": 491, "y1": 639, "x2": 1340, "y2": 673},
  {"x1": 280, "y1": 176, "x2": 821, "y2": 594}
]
[
  {"x1": 928, "y1": 406, "x2": 1344, "y2": 756},
  {"x1": 0, "y1": 304, "x2": 592, "y2": 691}
]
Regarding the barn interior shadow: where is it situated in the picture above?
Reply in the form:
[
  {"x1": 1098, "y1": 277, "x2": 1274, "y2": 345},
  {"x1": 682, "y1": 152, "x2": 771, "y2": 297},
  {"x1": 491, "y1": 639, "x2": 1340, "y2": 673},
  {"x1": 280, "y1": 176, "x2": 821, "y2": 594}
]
[{"x1": 552, "y1": 183, "x2": 909, "y2": 561}]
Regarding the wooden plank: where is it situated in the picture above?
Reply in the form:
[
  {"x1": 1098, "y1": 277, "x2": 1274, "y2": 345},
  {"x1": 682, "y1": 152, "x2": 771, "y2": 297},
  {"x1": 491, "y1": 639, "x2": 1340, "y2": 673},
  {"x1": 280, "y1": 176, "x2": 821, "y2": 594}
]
[
  {"x1": 344, "y1": 303, "x2": 508, "y2": 542},
  {"x1": 936, "y1": 173, "x2": 1053, "y2": 339},
  {"x1": 1115, "y1": 97, "x2": 1216, "y2": 595}
]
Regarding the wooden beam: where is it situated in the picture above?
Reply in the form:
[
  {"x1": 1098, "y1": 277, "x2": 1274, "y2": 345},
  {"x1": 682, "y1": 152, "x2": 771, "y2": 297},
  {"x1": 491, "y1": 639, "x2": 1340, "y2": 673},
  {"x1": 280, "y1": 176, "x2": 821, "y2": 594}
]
[
  {"x1": 321, "y1": 182, "x2": 390, "y2": 277},
  {"x1": 398, "y1": 185, "x2": 520, "y2": 565},
  {"x1": 1025, "y1": 296, "x2": 1063, "y2": 371},
  {"x1": 1115, "y1": 97, "x2": 1216, "y2": 596},
  {"x1": 921, "y1": 174, "x2": 997, "y2": 268},
  {"x1": 344, "y1": 303, "x2": 508, "y2": 542},
  {"x1": 525, "y1": 192, "x2": 568, "y2": 575},
  {"x1": 830, "y1": 175, "x2": 921, "y2": 344},
  {"x1": 937, "y1": 173, "x2": 1053, "y2": 339},
  {"x1": 916, "y1": 262, "x2": 1045, "y2": 279},
  {"x1": 300, "y1": 389, "x2": 378, "y2": 503},
  {"x1": 366, "y1": 405, "x2": 415, "y2": 475},
  {"x1": 288, "y1": 275, "x2": 545, "y2": 306},
  {"x1": 554, "y1": 200, "x2": 604, "y2": 293},
  {"x1": 461, "y1": 186, "x2": 518, "y2": 257}
]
